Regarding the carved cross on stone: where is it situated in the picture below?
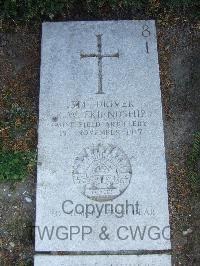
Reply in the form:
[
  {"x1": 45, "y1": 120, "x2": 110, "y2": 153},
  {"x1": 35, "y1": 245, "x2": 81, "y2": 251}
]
[{"x1": 80, "y1": 34, "x2": 119, "y2": 94}]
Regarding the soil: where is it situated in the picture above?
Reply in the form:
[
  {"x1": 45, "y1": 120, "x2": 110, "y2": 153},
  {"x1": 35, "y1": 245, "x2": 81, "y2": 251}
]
[{"x1": 0, "y1": 18, "x2": 200, "y2": 266}]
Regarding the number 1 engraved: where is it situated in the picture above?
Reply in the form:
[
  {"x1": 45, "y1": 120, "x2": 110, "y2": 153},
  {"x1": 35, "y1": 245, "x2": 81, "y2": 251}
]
[{"x1": 146, "y1": 41, "x2": 149, "y2": 54}]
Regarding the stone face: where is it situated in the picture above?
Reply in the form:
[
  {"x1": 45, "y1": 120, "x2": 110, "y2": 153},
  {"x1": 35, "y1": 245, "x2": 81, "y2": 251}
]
[
  {"x1": 35, "y1": 21, "x2": 171, "y2": 252},
  {"x1": 34, "y1": 255, "x2": 172, "y2": 265}
]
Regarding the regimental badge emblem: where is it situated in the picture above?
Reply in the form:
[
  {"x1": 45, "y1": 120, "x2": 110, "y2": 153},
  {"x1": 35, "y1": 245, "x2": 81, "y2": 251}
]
[{"x1": 72, "y1": 143, "x2": 132, "y2": 202}]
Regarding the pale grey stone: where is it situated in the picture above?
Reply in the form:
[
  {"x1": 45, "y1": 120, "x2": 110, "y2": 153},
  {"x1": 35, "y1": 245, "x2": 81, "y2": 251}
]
[
  {"x1": 182, "y1": 228, "x2": 193, "y2": 236},
  {"x1": 25, "y1": 196, "x2": 32, "y2": 203},
  {"x1": 34, "y1": 254, "x2": 172, "y2": 265},
  {"x1": 9, "y1": 242, "x2": 15, "y2": 248},
  {"x1": 35, "y1": 21, "x2": 171, "y2": 252}
]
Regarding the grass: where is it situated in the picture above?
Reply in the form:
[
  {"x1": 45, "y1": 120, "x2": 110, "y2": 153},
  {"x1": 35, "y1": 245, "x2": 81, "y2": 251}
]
[
  {"x1": 0, "y1": 59, "x2": 38, "y2": 181},
  {"x1": 0, "y1": 150, "x2": 36, "y2": 181},
  {"x1": 0, "y1": 103, "x2": 37, "y2": 181},
  {"x1": 0, "y1": 0, "x2": 199, "y2": 25},
  {"x1": 187, "y1": 131, "x2": 200, "y2": 193}
]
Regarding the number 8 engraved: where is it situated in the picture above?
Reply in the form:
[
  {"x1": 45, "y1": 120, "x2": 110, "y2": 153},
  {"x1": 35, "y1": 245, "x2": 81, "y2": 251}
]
[{"x1": 142, "y1": 25, "x2": 151, "y2": 54}]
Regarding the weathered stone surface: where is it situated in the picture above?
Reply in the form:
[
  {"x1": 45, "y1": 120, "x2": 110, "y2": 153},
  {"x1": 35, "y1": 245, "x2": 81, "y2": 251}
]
[
  {"x1": 35, "y1": 21, "x2": 170, "y2": 251},
  {"x1": 34, "y1": 254, "x2": 172, "y2": 265}
]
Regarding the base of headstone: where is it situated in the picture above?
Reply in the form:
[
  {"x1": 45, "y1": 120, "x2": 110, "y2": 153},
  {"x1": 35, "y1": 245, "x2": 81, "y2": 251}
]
[{"x1": 34, "y1": 254, "x2": 171, "y2": 265}]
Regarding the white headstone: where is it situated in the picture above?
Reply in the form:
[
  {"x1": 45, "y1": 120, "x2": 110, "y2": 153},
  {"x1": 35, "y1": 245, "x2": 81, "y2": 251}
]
[
  {"x1": 34, "y1": 254, "x2": 172, "y2": 265},
  {"x1": 35, "y1": 21, "x2": 171, "y2": 252}
]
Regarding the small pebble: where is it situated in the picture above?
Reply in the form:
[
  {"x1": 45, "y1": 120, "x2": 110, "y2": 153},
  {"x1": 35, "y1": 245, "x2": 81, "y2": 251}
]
[
  {"x1": 25, "y1": 196, "x2": 32, "y2": 203},
  {"x1": 183, "y1": 228, "x2": 193, "y2": 236},
  {"x1": 9, "y1": 242, "x2": 15, "y2": 248}
]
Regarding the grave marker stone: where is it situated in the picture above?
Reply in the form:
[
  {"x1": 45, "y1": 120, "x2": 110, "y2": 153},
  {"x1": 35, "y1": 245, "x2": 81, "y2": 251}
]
[
  {"x1": 35, "y1": 21, "x2": 171, "y2": 254},
  {"x1": 34, "y1": 254, "x2": 172, "y2": 266}
]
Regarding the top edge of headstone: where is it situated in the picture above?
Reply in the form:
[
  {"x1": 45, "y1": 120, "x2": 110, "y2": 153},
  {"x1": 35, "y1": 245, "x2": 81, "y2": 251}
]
[{"x1": 42, "y1": 20, "x2": 155, "y2": 27}]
